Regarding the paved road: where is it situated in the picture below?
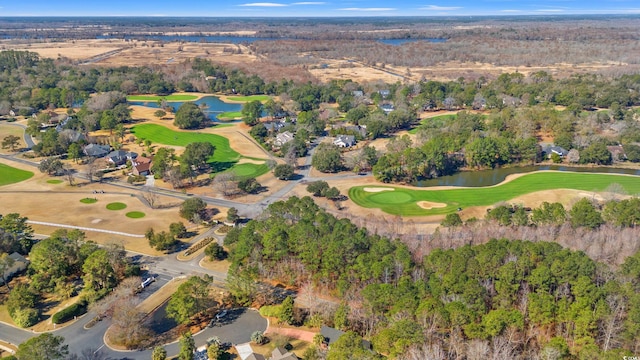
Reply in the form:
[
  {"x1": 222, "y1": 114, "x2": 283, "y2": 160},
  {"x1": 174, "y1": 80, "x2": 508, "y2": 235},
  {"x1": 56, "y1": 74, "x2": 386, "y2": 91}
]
[
  {"x1": 4, "y1": 122, "x2": 35, "y2": 149},
  {"x1": 0, "y1": 134, "x2": 323, "y2": 357}
]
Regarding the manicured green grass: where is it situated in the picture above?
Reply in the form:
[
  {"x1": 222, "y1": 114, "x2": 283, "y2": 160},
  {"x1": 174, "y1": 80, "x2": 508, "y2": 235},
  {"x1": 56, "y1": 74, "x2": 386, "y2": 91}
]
[
  {"x1": 106, "y1": 202, "x2": 127, "y2": 211},
  {"x1": 0, "y1": 163, "x2": 34, "y2": 186},
  {"x1": 409, "y1": 114, "x2": 458, "y2": 134},
  {"x1": 47, "y1": 179, "x2": 63, "y2": 184},
  {"x1": 127, "y1": 94, "x2": 199, "y2": 101},
  {"x1": 225, "y1": 163, "x2": 269, "y2": 180},
  {"x1": 125, "y1": 211, "x2": 146, "y2": 219},
  {"x1": 226, "y1": 95, "x2": 270, "y2": 103},
  {"x1": 130, "y1": 123, "x2": 268, "y2": 177},
  {"x1": 217, "y1": 111, "x2": 242, "y2": 120},
  {"x1": 130, "y1": 123, "x2": 241, "y2": 164},
  {"x1": 349, "y1": 172, "x2": 640, "y2": 216},
  {"x1": 80, "y1": 198, "x2": 98, "y2": 204}
]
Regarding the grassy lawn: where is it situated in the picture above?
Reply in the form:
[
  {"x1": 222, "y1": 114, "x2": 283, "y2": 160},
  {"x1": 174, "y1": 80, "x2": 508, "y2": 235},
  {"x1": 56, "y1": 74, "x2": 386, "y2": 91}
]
[
  {"x1": 131, "y1": 124, "x2": 240, "y2": 164},
  {"x1": 223, "y1": 163, "x2": 270, "y2": 180},
  {"x1": 226, "y1": 95, "x2": 271, "y2": 102},
  {"x1": 217, "y1": 111, "x2": 242, "y2": 120},
  {"x1": 349, "y1": 172, "x2": 640, "y2": 216},
  {"x1": 131, "y1": 124, "x2": 268, "y2": 177},
  {"x1": 126, "y1": 211, "x2": 146, "y2": 218},
  {"x1": 408, "y1": 114, "x2": 457, "y2": 134},
  {"x1": 80, "y1": 198, "x2": 98, "y2": 204},
  {"x1": 0, "y1": 163, "x2": 34, "y2": 186},
  {"x1": 47, "y1": 179, "x2": 63, "y2": 184},
  {"x1": 126, "y1": 94, "x2": 198, "y2": 101},
  {"x1": 106, "y1": 202, "x2": 127, "y2": 210}
]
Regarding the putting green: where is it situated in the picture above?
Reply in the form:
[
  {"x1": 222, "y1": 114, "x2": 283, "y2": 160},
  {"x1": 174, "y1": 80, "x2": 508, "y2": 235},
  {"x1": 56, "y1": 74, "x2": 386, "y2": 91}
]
[
  {"x1": 127, "y1": 94, "x2": 198, "y2": 101},
  {"x1": 47, "y1": 179, "x2": 63, "y2": 184},
  {"x1": 106, "y1": 202, "x2": 127, "y2": 211},
  {"x1": 350, "y1": 171, "x2": 640, "y2": 216},
  {"x1": 80, "y1": 198, "x2": 98, "y2": 204},
  {"x1": 126, "y1": 211, "x2": 146, "y2": 219},
  {"x1": 230, "y1": 163, "x2": 269, "y2": 178},
  {"x1": 368, "y1": 191, "x2": 412, "y2": 204},
  {"x1": 0, "y1": 163, "x2": 34, "y2": 186},
  {"x1": 217, "y1": 111, "x2": 242, "y2": 120}
]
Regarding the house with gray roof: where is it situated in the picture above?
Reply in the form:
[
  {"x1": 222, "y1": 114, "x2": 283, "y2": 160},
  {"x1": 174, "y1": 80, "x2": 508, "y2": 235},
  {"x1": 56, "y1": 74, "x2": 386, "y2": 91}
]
[
  {"x1": 274, "y1": 131, "x2": 294, "y2": 147},
  {"x1": 83, "y1": 144, "x2": 110, "y2": 158},
  {"x1": 334, "y1": 135, "x2": 356, "y2": 148},
  {"x1": 1, "y1": 253, "x2": 29, "y2": 286}
]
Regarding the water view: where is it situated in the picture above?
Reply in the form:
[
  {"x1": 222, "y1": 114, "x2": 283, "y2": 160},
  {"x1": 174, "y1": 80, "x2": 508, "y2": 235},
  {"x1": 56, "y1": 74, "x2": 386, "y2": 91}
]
[
  {"x1": 129, "y1": 96, "x2": 242, "y2": 122},
  {"x1": 416, "y1": 165, "x2": 640, "y2": 187}
]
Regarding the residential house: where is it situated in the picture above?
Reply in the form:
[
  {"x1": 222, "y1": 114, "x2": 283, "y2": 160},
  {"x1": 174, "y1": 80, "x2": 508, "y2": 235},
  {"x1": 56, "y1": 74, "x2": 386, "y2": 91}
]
[
  {"x1": 607, "y1": 145, "x2": 627, "y2": 162},
  {"x1": 83, "y1": 144, "x2": 110, "y2": 158},
  {"x1": 246, "y1": 354, "x2": 266, "y2": 360},
  {"x1": 264, "y1": 121, "x2": 285, "y2": 133},
  {"x1": 352, "y1": 90, "x2": 364, "y2": 97},
  {"x1": 543, "y1": 145, "x2": 568, "y2": 158},
  {"x1": 380, "y1": 103, "x2": 395, "y2": 113},
  {"x1": 345, "y1": 125, "x2": 367, "y2": 138},
  {"x1": 274, "y1": 131, "x2": 294, "y2": 147},
  {"x1": 58, "y1": 129, "x2": 85, "y2": 144},
  {"x1": 132, "y1": 162, "x2": 152, "y2": 176},
  {"x1": 333, "y1": 135, "x2": 356, "y2": 148},
  {"x1": 378, "y1": 89, "x2": 391, "y2": 98},
  {"x1": 1, "y1": 253, "x2": 29, "y2": 286},
  {"x1": 320, "y1": 326, "x2": 372, "y2": 350},
  {"x1": 270, "y1": 346, "x2": 299, "y2": 360},
  {"x1": 106, "y1": 150, "x2": 138, "y2": 166},
  {"x1": 9, "y1": 106, "x2": 35, "y2": 117}
]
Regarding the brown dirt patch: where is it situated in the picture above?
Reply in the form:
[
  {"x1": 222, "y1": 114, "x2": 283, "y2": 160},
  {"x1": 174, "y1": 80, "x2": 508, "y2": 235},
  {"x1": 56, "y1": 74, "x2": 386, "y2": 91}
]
[
  {"x1": 417, "y1": 201, "x2": 447, "y2": 210},
  {"x1": 199, "y1": 257, "x2": 231, "y2": 273}
]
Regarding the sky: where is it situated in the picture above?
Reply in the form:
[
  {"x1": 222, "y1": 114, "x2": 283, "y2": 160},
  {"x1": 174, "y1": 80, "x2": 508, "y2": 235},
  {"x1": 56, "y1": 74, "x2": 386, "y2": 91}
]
[{"x1": 0, "y1": 0, "x2": 638, "y2": 17}]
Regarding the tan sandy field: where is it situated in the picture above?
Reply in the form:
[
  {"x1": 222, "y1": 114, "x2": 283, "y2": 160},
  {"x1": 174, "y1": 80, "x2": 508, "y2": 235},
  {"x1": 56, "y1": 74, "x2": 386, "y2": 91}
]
[
  {"x1": 363, "y1": 187, "x2": 394, "y2": 193},
  {"x1": 417, "y1": 201, "x2": 447, "y2": 209},
  {"x1": 0, "y1": 124, "x2": 26, "y2": 153}
]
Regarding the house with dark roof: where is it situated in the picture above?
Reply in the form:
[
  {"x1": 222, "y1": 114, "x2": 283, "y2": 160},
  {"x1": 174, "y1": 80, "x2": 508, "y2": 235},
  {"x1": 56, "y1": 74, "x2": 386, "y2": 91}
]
[
  {"x1": 83, "y1": 144, "x2": 110, "y2": 158},
  {"x1": 133, "y1": 162, "x2": 152, "y2": 176},
  {"x1": 380, "y1": 103, "x2": 395, "y2": 113},
  {"x1": 543, "y1": 145, "x2": 568, "y2": 158},
  {"x1": 378, "y1": 90, "x2": 391, "y2": 98},
  {"x1": 270, "y1": 347, "x2": 299, "y2": 360},
  {"x1": 320, "y1": 326, "x2": 371, "y2": 350},
  {"x1": 106, "y1": 150, "x2": 138, "y2": 165}
]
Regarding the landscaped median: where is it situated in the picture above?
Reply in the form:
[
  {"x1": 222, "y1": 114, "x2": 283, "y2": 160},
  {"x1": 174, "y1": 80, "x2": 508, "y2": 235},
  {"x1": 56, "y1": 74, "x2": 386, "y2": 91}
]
[{"x1": 349, "y1": 171, "x2": 640, "y2": 216}]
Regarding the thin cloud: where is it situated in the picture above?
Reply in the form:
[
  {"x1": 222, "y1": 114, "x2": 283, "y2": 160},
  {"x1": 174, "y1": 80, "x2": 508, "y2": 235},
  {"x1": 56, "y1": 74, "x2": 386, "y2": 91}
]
[
  {"x1": 500, "y1": 9, "x2": 522, "y2": 12},
  {"x1": 292, "y1": 2, "x2": 326, "y2": 4},
  {"x1": 419, "y1": 5, "x2": 463, "y2": 11},
  {"x1": 238, "y1": 2, "x2": 288, "y2": 6},
  {"x1": 535, "y1": 9, "x2": 565, "y2": 12},
  {"x1": 338, "y1": 7, "x2": 396, "y2": 11}
]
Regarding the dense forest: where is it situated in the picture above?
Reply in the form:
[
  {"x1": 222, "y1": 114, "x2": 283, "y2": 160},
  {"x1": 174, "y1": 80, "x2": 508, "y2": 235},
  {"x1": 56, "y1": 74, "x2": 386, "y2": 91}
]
[{"x1": 224, "y1": 196, "x2": 640, "y2": 359}]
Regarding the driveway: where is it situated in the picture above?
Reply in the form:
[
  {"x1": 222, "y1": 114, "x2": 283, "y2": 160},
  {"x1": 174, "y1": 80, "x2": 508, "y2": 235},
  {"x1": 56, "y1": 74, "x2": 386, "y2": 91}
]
[{"x1": 204, "y1": 308, "x2": 267, "y2": 346}]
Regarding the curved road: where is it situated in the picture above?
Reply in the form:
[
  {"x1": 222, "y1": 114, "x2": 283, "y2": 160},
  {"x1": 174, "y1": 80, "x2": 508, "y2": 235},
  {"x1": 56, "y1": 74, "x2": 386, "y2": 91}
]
[{"x1": 0, "y1": 127, "x2": 327, "y2": 357}]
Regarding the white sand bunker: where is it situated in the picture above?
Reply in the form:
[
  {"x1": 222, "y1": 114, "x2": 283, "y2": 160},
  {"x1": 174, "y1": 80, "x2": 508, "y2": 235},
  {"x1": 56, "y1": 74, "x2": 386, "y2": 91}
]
[
  {"x1": 364, "y1": 187, "x2": 394, "y2": 193},
  {"x1": 91, "y1": 219, "x2": 103, "y2": 224},
  {"x1": 237, "y1": 158, "x2": 265, "y2": 165},
  {"x1": 417, "y1": 201, "x2": 447, "y2": 210}
]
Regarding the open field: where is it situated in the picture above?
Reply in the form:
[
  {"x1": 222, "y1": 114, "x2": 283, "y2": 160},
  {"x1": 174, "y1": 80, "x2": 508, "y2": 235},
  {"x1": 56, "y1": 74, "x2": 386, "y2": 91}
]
[
  {"x1": 0, "y1": 163, "x2": 34, "y2": 186},
  {"x1": 349, "y1": 171, "x2": 640, "y2": 216},
  {"x1": 409, "y1": 113, "x2": 458, "y2": 134},
  {"x1": 0, "y1": 123, "x2": 26, "y2": 153},
  {"x1": 126, "y1": 94, "x2": 199, "y2": 101}
]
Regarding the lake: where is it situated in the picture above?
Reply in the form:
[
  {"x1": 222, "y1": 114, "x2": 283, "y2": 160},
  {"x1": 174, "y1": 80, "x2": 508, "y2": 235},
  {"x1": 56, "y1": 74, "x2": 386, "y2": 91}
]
[
  {"x1": 97, "y1": 34, "x2": 446, "y2": 45},
  {"x1": 129, "y1": 96, "x2": 242, "y2": 122},
  {"x1": 416, "y1": 165, "x2": 640, "y2": 187}
]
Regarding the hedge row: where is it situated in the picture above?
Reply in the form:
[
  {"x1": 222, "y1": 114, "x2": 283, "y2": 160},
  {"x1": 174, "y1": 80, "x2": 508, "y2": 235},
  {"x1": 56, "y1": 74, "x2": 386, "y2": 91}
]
[
  {"x1": 52, "y1": 300, "x2": 87, "y2": 324},
  {"x1": 184, "y1": 237, "x2": 215, "y2": 256}
]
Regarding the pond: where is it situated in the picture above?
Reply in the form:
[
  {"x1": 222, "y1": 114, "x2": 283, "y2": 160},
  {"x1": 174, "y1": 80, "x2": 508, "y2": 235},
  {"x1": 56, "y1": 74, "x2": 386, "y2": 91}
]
[
  {"x1": 415, "y1": 165, "x2": 640, "y2": 188},
  {"x1": 379, "y1": 38, "x2": 447, "y2": 45},
  {"x1": 129, "y1": 96, "x2": 242, "y2": 122}
]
